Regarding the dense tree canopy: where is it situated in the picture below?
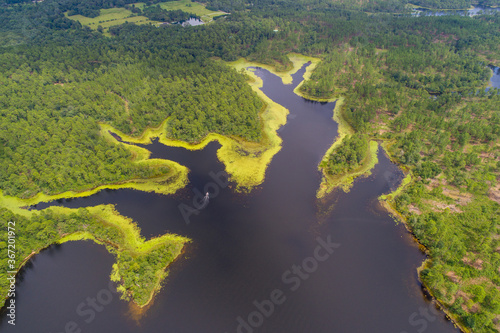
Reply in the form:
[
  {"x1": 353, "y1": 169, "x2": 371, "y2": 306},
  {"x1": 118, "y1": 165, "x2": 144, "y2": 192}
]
[{"x1": 0, "y1": 0, "x2": 499, "y2": 331}]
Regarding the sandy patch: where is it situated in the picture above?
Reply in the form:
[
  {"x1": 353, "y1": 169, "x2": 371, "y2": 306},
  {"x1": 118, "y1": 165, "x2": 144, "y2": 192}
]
[
  {"x1": 424, "y1": 199, "x2": 463, "y2": 213},
  {"x1": 489, "y1": 181, "x2": 500, "y2": 205},
  {"x1": 446, "y1": 271, "x2": 461, "y2": 283},
  {"x1": 462, "y1": 256, "x2": 483, "y2": 270},
  {"x1": 408, "y1": 204, "x2": 422, "y2": 215},
  {"x1": 442, "y1": 187, "x2": 472, "y2": 205}
]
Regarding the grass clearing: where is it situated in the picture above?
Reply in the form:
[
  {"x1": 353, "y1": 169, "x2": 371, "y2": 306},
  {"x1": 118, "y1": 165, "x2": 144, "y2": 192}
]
[
  {"x1": 66, "y1": 1, "x2": 228, "y2": 34},
  {"x1": 134, "y1": 0, "x2": 227, "y2": 22},
  {"x1": 66, "y1": 8, "x2": 157, "y2": 34}
]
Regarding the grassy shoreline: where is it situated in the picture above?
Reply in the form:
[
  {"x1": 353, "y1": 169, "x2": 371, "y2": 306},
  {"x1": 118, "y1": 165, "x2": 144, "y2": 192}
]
[
  {"x1": 376, "y1": 139, "x2": 482, "y2": 333},
  {"x1": 57, "y1": 205, "x2": 189, "y2": 307},
  {"x1": 293, "y1": 53, "x2": 472, "y2": 331},
  {"x1": 0, "y1": 54, "x2": 317, "y2": 309},
  {"x1": 378, "y1": 173, "x2": 471, "y2": 333},
  {"x1": 0, "y1": 128, "x2": 189, "y2": 217},
  {"x1": 1, "y1": 205, "x2": 189, "y2": 308},
  {"x1": 101, "y1": 53, "x2": 318, "y2": 192},
  {"x1": 0, "y1": 105, "x2": 191, "y2": 309},
  {"x1": 230, "y1": 53, "x2": 321, "y2": 86},
  {"x1": 257, "y1": 56, "x2": 380, "y2": 197},
  {"x1": 315, "y1": 97, "x2": 379, "y2": 198},
  {"x1": 293, "y1": 56, "x2": 337, "y2": 103}
]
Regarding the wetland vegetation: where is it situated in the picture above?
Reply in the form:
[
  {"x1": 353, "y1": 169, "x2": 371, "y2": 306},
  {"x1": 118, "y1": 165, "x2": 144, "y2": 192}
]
[{"x1": 0, "y1": 0, "x2": 500, "y2": 331}]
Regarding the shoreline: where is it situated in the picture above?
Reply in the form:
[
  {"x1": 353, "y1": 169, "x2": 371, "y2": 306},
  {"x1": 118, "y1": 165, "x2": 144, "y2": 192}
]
[
  {"x1": 2, "y1": 53, "x2": 322, "y2": 213},
  {"x1": 378, "y1": 202, "x2": 470, "y2": 333},
  {"x1": 314, "y1": 97, "x2": 379, "y2": 198},
  {"x1": 318, "y1": 140, "x2": 379, "y2": 197},
  {"x1": 234, "y1": 54, "x2": 378, "y2": 197},
  {"x1": 66, "y1": 205, "x2": 189, "y2": 309},
  {"x1": 0, "y1": 205, "x2": 190, "y2": 309},
  {"x1": 271, "y1": 61, "x2": 379, "y2": 197},
  {"x1": 0, "y1": 53, "x2": 321, "y2": 309},
  {"x1": 376, "y1": 154, "x2": 469, "y2": 333},
  {"x1": 0, "y1": 125, "x2": 191, "y2": 217},
  {"x1": 0, "y1": 161, "x2": 188, "y2": 216},
  {"x1": 101, "y1": 53, "x2": 321, "y2": 192}
]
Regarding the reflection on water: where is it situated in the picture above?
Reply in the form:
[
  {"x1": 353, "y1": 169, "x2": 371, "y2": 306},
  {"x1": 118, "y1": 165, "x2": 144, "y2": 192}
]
[{"x1": 0, "y1": 65, "x2": 460, "y2": 333}]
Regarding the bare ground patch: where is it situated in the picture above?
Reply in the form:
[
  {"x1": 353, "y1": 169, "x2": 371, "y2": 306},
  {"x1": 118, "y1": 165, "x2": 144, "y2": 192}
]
[
  {"x1": 424, "y1": 199, "x2": 463, "y2": 213},
  {"x1": 425, "y1": 177, "x2": 447, "y2": 191},
  {"x1": 489, "y1": 181, "x2": 500, "y2": 205},
  {"x1": 408, "y1": 204, "x2": 422, "y2": 215},
  {"x1": 462, "y1": 256, "x2": 483, "y2": 270},
  {"x1": 446, "y1": 271, "x2": 461, "y2": 283},
  {"x1": 442, "y1": 187, "x2": 472, "y2": 206}
]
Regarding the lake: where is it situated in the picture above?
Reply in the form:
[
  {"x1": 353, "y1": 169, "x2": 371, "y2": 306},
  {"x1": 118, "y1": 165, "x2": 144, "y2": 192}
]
[{"x1": 0, "y1": 64, "x2": 460, "y2": 333}]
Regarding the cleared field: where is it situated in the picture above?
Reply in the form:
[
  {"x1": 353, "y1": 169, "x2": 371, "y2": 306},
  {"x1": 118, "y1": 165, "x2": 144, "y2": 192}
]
[
  {"x1": 134, "y1": 0, "x2": 227, "y2": 22},
  {"x1": 66, "y1": 8, "x2": 158, "y2": 34}
]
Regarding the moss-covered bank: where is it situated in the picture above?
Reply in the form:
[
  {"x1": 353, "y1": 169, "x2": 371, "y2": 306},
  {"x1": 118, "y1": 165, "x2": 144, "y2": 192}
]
[
  {"x1": 0, "y1": 53, "x2": 320, "y2": 309},
  {"x1": 0, "y1": 205, "x2": 189, "y2": 308},
  {"x1": 377, "y1": 172, "x2": 472, "y2": 333},
  {"x1": 315, "y1": 97, "x2": 379, "y2": 198},
  {"x1": 100, "y1": 54, "x2": 318, "y2": 191}
]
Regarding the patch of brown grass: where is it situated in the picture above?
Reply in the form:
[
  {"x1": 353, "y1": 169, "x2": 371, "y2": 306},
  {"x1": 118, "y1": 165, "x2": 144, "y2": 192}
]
[
  {"x1": 424, "y1": 199, "x2": 463, "y2": 213},
  {"x1": 462, "y1": 256, "x2": 483, "y2": 270},
  {"x1": 446, "y1": 271, "x2": 461, "y2": 283},
  {"x1": 489, "y1": 181, "x2": 500, "y2": 205},
  {"x1": 408, "y1": 204, "x2": 422, "y2": 215}
]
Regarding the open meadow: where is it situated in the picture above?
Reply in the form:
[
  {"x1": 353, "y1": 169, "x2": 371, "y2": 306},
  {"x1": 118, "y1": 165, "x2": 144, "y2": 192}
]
[{"x1": 66, "y1": 8, "x2": 157, "y2": 33}]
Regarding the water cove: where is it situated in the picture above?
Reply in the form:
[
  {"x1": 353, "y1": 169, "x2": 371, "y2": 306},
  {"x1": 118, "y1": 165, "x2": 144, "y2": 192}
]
[{"x1": 0, "y1": 64, "x2": 460, "y2": 333}]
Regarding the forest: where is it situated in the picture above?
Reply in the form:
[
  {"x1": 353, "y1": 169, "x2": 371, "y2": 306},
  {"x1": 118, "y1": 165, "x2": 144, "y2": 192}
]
[
  {"x1": 0, "y1": 0, "x2": 499, "y2": 331},
  {"x1": 321, "y1": 133, "x2": 369, "y2": 176},
  {"x1": 0, "y1": 34, "x2": 263, "y2": 198}
]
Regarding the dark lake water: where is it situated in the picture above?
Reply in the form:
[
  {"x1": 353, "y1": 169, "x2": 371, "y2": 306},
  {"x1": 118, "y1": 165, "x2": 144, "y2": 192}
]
[{"x1": 0, "y1": 65, "x2": 461, "y2": 333}]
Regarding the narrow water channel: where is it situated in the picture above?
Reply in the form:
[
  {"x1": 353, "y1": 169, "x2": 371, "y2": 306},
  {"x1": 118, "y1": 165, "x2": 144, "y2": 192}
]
[{"x1": 0, "y1": 64, "x2": 460, "y2": 333}]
